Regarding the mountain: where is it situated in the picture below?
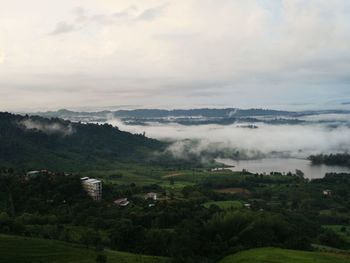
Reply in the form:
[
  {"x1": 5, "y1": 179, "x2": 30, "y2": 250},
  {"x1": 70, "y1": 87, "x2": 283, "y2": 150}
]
[
  {"x1": 30, "y1": 108, "x2": 300, "y2": 126},
  {"x1": 111, "y1": 108, "x2": 295, "y2": 118},
  {"x1": 29, "y1": 107, "x2": 350, "y2": 128},
  {"x1": 34, "y1": 108, "x2": 295, "y2": 119},
  {"x1": 0, "y1": 112, "x2": 164, "y2": 171}
]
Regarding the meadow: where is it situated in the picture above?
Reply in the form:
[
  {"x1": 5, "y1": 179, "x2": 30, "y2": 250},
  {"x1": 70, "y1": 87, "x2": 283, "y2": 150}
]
[
  {"x1": 0, "y1": 234, "x2": 170, "y2": 263},
  {"x1": 218, "y1": 247, "x2": 350, "y2": 263}
]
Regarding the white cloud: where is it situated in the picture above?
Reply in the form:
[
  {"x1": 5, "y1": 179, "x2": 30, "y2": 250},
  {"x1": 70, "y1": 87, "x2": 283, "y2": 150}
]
[
  {"x1": 0, "y1": 50, "x2": 4, "y2": 64},
  {"x1": 0, "y1": 0, "x2": 349, "y2": 110},
  {"x1": 19, "y1": 119, "x2": 74, "y2": 136},
  {"x1": 106, "y1": 117, "x2": 350, "y2": 158}
]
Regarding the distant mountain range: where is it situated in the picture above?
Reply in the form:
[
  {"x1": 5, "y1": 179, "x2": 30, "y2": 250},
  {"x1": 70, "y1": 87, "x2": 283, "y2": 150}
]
[
  {"x1": 33, "y1": 108, "x2": 294, "y2": 118},
  {"x1": 29, "y1": 108, "x2": 350, "y2": 126}
]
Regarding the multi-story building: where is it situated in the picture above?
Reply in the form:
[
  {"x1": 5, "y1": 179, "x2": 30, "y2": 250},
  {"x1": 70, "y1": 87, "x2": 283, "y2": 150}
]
[{"x1": 81, "y1": 177, "x2": 102, "y2": 201}]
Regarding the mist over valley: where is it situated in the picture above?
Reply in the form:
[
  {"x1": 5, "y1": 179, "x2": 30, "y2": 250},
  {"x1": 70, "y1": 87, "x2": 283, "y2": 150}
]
[{"x1": 30, "y1": 107, "x2": 350, "y2": 178}]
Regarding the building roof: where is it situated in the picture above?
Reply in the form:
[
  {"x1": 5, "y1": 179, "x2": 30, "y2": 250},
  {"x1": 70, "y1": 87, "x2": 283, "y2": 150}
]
[
  {"x1": 27, "y1": 171, "x2": 40, "y2": 175},
  {"x1": 114, "y1": 198, "x2": 128, "y2": 203},
  {"x1": 82, "y1": 178, "x2": 101, "y2": 184}
]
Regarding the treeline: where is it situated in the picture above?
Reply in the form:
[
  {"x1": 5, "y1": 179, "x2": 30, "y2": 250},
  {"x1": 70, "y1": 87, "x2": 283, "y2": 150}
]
[
  {"x1": 2, "y1": 169, "x2": 347, "y2": 262},
  {"x1": 309, "y1": 154, "x2": 350, "y2": 167}
]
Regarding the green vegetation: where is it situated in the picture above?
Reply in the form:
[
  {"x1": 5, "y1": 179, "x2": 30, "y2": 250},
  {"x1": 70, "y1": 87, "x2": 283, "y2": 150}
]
[
  {"x1": 203, "y1": 200, "x2": 243, "y2": 209},
  {"x1": 0, "y1": 234, "x2": 169, "y2": 263},
  {"x1": 2, "y1": 115, "x2": 350, "y2": 263},
  {"x1": 309, "y1": 154, "x2": 350, "y2": 167},
  {"x1": 0, "y1": 112, "x2": 164, "y2": 171},
  {"x1": 3, "y1": 167, "x2": 350, "y2": 262},
  {"x1": 218, "y1": 247, "x2": 350, "y2": 263},
  {"x1": 323, "y1": 225, "x2": 350, "y2": 245}
]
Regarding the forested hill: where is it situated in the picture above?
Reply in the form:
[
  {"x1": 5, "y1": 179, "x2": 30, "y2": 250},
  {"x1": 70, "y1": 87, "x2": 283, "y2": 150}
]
[{"x1": 0, "y1": 112, "x2": 164, "y2": 171}]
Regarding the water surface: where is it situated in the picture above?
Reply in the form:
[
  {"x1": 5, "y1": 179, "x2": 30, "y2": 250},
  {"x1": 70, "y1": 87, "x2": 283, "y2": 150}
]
[{"x1": 217, "y1": 158, "x2": 350, "y2": 179}]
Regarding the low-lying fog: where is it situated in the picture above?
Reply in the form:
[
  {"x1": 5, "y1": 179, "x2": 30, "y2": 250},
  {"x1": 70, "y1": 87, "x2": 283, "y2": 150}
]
[
  {"x1": 107, "y1": 119, "x2": 350, "y2": 159},
  {"x1": 105, "y1": 116, "x2": 350, "y2": 178}
]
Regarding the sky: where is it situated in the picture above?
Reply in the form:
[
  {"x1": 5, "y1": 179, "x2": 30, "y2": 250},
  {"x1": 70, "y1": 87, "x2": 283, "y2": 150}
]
[{"x1": 0, "y1": 0, "x2": 350, "y2": 111}]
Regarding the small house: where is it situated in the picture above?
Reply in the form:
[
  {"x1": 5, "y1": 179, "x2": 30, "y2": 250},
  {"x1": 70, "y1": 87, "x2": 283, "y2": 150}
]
[
  {"x1": 145, "y1": 192, "x2": 157, "y2": 201},
  {"x1": 323, "y1": 190, "x2": 332, "y2": 197},
  {"x1": 26, "y1": 170, "x2": 41, "y2": 177},
  {"x1": 114, "y1": 198, "x2": 129, "y2": 207},
  {"x1": 244, "y1": 203, "x2": 252, "y2": 209}
]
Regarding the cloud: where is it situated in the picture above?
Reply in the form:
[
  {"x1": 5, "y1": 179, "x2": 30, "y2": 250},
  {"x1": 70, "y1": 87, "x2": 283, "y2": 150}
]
[
  {"x1": 1, "y1": 0, "x2": 350, "y2": 110},
  {"x1": 19, "y1": 119, "x2": 74, "y2": 136},
  {"x1": 48, "y1": 3, "x2": 168, "y2": 36},
  {"x1": 49, "y1": 21, "x2": 75, "y2": 35},
  {"x1": 135, "y1": 3, "x2": 168, "y2": 21},
  {"x1": 105, "y1": 117, "x2": 350, "y2": 159},
  {"x1": 0, "y1": 50, "x2": 4, "y2": 64}
]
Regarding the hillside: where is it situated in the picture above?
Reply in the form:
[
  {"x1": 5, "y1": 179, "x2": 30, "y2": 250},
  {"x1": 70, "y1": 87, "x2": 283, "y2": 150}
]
[
  {"x1": 218, "y1": 247, "x2": 350, "y2": 263},
  {"x1": 0, "y1": 234, "x2": 170, "y2": 263},
  {"x1": 0, "y1": 112, "x2": 164, "y2": 171}
]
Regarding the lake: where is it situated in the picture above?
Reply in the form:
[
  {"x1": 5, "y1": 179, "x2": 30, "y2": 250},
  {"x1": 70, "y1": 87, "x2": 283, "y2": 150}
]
[{"x1": 216, "y1": 158, "x2": 350, "y2": 179}]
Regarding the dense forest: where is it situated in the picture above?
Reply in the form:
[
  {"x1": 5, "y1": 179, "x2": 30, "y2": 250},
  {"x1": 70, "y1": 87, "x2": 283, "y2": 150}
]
[
  {"x1": 0, "y1": 112, "x2": 164, "y2": 171},
  {"x1": 309, "y1": 154, "x2": 350, "y2": 167}
]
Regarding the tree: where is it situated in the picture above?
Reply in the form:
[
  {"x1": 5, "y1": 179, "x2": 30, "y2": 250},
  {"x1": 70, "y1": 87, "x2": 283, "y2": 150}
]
[
  {"x1": 96, "y1": 254, "x2": 107, "y2": 263},
  {"x1": 0, "y1": 174, "x2": 18, "y2": 217},
  {"x1": 319, "y1": 229, "x2": 346, "y2": 249},
  {"x1": 80, "y1": 229, "x2": 95, "y2": 248}
]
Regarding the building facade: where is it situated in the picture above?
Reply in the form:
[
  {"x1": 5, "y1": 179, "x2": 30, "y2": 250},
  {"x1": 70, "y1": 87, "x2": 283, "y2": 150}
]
[{"x1": 81, "y1": 177, "x2": 102, "y2": 201}]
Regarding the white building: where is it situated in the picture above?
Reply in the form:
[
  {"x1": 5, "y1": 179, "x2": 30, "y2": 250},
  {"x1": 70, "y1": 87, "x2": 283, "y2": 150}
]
[
  {"x1": 323, "y1": 189, "x2": 332, "y2": 197},
  {"x1": 81, "y1": 177, "x2": 102, "y2": 201},
  {"x1": 145, "y1": 192, "x2": 157, "y2": 201}
]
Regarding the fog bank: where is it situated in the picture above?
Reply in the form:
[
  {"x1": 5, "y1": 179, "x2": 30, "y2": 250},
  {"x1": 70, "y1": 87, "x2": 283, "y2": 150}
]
[
  {"x1": 106, "y1": 118, "x2": 350, "y2": 159},
  {"x1": 19, "y1": 119, "x2": 74, "y2": 136}
]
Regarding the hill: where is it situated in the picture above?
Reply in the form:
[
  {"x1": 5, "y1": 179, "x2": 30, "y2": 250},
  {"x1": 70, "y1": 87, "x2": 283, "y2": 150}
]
[
  {"x1": 218, "y1": 247, "x2": 350, "y2": 263},
  {"x1": 0, "y1": 112, "x2": 164, "y2": 171},
  {"x1": 0, "y1": 234, "x2": 170, "y2": 263}
]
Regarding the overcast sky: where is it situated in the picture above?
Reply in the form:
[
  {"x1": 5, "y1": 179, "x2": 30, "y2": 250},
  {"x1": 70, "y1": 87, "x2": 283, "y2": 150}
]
[{"x1": 0, "y1": 0, "x2": 350, "y2": 111}]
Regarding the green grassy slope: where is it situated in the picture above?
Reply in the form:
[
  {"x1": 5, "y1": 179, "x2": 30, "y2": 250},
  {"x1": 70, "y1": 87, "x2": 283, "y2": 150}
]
[
  {"x1": 0, "y1": 234, "x2": 170, "y2": 263},
  {"x1": 218, "y1": 247, "x2": 350, "y2": 263}
]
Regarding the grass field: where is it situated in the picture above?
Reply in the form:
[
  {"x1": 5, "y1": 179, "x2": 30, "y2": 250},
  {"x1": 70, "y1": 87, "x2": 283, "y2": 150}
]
[
  {"x1": 0, "y1": 234, "x2": 170, "y2": 263},
  {"x1": 218, "y1": 247, "x2": 350, "y2": 263},
  {"x1": 203, "y1": 200, "x2": 243, "y2": 209}
]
